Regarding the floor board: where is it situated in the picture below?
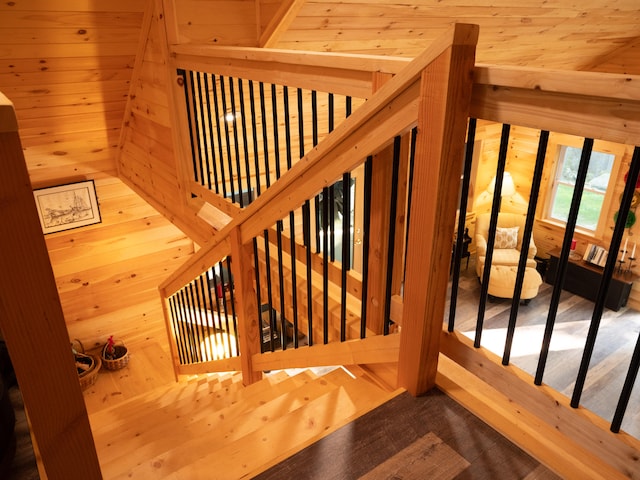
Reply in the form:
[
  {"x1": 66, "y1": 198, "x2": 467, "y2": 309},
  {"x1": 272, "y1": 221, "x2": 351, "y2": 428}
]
[{"x1": 255, "y1": 390, "x2": 560, "y2": 480}]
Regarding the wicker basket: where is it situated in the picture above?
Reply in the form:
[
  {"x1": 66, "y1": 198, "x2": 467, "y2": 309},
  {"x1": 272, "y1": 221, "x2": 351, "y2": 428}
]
[
  {"x1": 72, "y1": 340, "x2": 100, "y2": 390},
  {"x1": 101, "y1": 341, "x2": 129, "y2": 371},
  {"x1": 78, "y1": 354, "x2": 101, "y2": 390}
]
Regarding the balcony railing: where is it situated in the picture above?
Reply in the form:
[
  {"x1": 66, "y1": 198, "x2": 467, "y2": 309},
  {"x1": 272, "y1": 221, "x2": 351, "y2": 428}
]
[{"x1": 157, "y1": 24, "x2": 640, "y2": 478}]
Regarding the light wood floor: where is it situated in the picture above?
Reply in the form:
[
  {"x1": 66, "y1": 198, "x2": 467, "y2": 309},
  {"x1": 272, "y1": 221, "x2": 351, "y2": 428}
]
[{"x1": 447, "y1": 256, "x2": 640, "y2": 439}]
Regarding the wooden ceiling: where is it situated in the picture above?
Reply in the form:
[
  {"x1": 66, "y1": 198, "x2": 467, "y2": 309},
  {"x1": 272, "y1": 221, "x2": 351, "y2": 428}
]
[{"x1": 268, "y1": 0, "x2": 640, "y2": 73}]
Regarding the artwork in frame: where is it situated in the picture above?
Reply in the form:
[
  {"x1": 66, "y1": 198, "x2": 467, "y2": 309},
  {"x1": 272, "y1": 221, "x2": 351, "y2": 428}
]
[{"x1": 33, "y1": 180, "x2": 101, "y2": 234}]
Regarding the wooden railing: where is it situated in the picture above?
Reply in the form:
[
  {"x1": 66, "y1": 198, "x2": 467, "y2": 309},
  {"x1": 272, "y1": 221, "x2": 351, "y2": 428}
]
[
  {"x1": 157, "y1": 24, "x2": 640, "y2": 479},
  {"x1": 160, "y1": 23, "x2": 478, "y2": 386}
]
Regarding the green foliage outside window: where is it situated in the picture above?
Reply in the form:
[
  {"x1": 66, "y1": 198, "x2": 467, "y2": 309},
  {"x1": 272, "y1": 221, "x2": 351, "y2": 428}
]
[{"x1": 550, "y1": 146, "x2": 614, "y2": 231}]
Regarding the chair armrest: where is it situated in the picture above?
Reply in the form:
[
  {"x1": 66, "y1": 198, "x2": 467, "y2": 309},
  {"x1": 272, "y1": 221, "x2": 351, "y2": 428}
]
[{"x1": 476, "y1": 235, "x2": 487, "y2": 257}]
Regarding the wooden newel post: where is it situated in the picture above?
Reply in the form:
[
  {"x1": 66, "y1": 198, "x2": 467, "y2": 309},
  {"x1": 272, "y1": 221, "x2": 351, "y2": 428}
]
[
  {"x1": 0, "y1": 93, "x2": 103, "y2": 478},
  {"x1": 398, "y1": 24, "x2": 479, "y2": 396},
  {"x1": 229, "y1": 227, "x2": 263, "y2": 385}
]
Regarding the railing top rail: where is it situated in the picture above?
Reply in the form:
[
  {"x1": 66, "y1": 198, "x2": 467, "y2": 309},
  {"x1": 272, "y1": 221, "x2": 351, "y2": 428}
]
[{"x1": 160, "y1": 22, "x2": 479, "y2": 295}]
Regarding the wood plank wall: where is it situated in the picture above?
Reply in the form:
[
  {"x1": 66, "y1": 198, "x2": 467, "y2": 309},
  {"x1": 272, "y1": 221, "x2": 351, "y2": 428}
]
[{"x1": 0, "y1": 0, "x2": 195, "y2": 353}]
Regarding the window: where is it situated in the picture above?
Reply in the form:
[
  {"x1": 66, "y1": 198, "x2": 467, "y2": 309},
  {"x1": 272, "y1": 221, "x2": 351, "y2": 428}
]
[{"x1": 548, "y1": 145, "x2": 615, "y2": 232}]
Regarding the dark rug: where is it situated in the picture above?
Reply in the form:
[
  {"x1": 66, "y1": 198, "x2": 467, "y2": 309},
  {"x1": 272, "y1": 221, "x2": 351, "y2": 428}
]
[{"x1": 254, "y1": 389, "x2": 560, "y2": 480}]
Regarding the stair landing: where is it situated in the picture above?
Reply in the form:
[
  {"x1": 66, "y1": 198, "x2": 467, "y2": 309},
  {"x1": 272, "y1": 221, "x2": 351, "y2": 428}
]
[{"x1": 83, "y1": 343, "x2": 401, "y2": 479}]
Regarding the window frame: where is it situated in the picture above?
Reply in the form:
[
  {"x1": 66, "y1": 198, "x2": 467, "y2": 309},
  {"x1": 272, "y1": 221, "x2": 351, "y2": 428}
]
[{"x1": 542, "y1": 138, "x2": 622, "y2": 239}]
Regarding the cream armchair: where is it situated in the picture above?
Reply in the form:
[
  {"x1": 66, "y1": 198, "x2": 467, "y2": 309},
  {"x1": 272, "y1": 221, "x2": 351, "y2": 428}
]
[{"x1": 475, "y1": 212, "x2": 537, "y2": 278}]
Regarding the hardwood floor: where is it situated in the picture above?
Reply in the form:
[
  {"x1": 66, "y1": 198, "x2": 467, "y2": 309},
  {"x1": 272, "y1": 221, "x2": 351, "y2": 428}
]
[{"x1": 447, "y1": 256, "x2": 640, "y2": 439}]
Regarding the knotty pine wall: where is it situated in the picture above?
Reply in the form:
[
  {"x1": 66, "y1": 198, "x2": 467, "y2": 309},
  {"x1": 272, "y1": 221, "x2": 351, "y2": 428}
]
[
  {"x1": 469, "y1": 122, "x2": 640, "y2": 310},
  {"x1": 0, "y1": 0, "x2": 195, "y2": 352}
]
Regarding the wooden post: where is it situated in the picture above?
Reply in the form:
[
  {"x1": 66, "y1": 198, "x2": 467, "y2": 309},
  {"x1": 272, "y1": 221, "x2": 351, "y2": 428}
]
[
  {"x1": 229, "y1": 227, "x2": 263, "y2": 385},
  {"x1": 0, "y1": 94, "x2": 103, "y2": 477},
  {"x1": 398, "y1": 24, "x2": 479, "y2": 396}
]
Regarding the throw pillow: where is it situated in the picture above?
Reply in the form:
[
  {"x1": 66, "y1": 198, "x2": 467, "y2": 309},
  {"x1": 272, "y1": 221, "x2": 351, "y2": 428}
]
[{"x1": 495, "y1": 226, "x2": 519, "y2": 249}]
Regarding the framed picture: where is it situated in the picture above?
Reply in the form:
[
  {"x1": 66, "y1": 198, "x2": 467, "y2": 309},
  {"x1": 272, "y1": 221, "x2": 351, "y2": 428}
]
[{"x1": 33, "y1": 180, "x2": 101, "y2": 234}]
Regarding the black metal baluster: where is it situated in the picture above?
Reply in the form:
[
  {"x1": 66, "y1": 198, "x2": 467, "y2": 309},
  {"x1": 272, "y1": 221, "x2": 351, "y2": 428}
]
[
  {"x1": 340, "y1": 172, "x2": 351, "y2": 342},
  {"x1": 225, "y1": 257, "x2": 240, "y2": 355},
  {"x1": 322, "y1": 185, "x2": 330, "y2": 344},
  {"x1": 188, "y1": 283, "x2": 203, "y2": 362},
  {"x1": 475, "y1": 124, "x2": 511, "y2": 348},
  {"x1": 259, "y1": 82, "x2": 271, "y2": 188},
  {"x1": 210, "y1": 267, "x2": 223, "y2": 333},
  {"x1": 328, "y1": 93, "x2": 336, "y2": 261},
  {"x1": 228, "y1": 77, "x2": 244, "y2": 206},
  {"x1": 264, "y1": 231, "x2": 276, "y2": 351},
  {"x1": 203, "y1": 73, "x2": 220, "y2": 193},
  {"x1": 571, "y1": 146, "x2": 640, "y2": 405},
  {"x1": 178, "y1": 289, "x2": 195, "y2": 364},
  {"x1": 168, "y1": 297, "x2": 185, "y2": 364},
  {"x1": 195, "y1": 72, "x2": 208, "y2": 188},
  {"x1": 249, "y1": 80, "x2": 261, "y2": 197},
  {"x1": 188, "y1": 71, "x2": 204, "y2": 186},
  {"x1": 611, "y1": 331, "x2": 640, "y2": 433},
  {"x1": 360, "y1": 157, "x2": 373, "y2": 339},
  {"x1": 198, "y1": 275, "x2": 212, "y2": 361},
  {"x1": 193, "y1": 277, "x2": 209, "y2": 361},
  {"x1": 403, "y1": 128, "x2": 418, "y2": 285},
  {"x1": 173, "y1": 292, "x2": 188, "y2": 364},
  {"x1": 177, "y1": 69, "x2": 198, "y2": 186},
  {"x1": 312, "y1": 91, "x2": 321, "y2": 253},
  {"x1": 448, "y1": 119, "x2": 476, "y2": 332},
  {"x1": 219, "y1": 260, "x2": 234, "y2": 356},
  {"x1": 211, "y1": 75, "x2": 228, "y2": 197},
  {"x1": 503, "y1": 130, "x2": 549, "y2": 364},
  {"x1": 303, "y1": 201, "x2": 314, "y2": 346},
  {"x1": 220, "y1": 76, "x2": 236, "y2": 202},
  {"x1": 253, "y1": 238, "x2": 264, "y2": 351},
  {"x1": 238, "y1": 78, "x2": 252, "y2": 204},
  {"x1": 535, "y1": 138, "x2": 594, "y2": 385},
  {"x1": 203, "y1": 272, "x2": 218, "y2": 361},
  {"x1": 383, "y1": 136, "x2": 401, "y2": 335}
]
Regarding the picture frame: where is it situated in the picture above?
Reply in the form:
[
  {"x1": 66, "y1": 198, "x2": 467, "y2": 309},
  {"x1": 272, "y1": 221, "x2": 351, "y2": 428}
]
[{"x1": 33, "y1": 180, "x2": 101, "y2": 234}]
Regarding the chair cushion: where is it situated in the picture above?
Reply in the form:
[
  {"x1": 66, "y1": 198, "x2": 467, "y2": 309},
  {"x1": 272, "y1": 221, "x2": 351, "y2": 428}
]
[{"x1": 487, "y1": 266, "x2": 542, "y2": 300}]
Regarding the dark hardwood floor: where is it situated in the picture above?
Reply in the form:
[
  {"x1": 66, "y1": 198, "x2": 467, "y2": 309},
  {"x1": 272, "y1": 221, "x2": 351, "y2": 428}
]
[
  {"x1": 447, "y1": 256, "x2": 640, "y2": 439},
  {"x1": 256, "y1": 389, "x2": 560, "y2": 480}
]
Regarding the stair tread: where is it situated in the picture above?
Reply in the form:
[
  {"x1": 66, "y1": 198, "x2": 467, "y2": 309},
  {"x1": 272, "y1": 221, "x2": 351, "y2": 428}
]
[
  {"x1": 164, "y1": 376, "x2": 401, "y2": 480},
  {"x1": 97, "y1": 369, "x2": 398, "y2": 479},
  {"x1": 95, "y1": 370, "x2": 320, "y2": 471},
  {"x1": 89, "y1": 371, "x2": 246, "y2": 432}
]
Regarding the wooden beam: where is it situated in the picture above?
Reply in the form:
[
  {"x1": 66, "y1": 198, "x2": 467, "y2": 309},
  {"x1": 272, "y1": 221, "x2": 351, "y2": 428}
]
[
  {"x1": 171, "y1": 44, "x2": 411, "y2": 98},
  {"x1": 252, "y1": 333, "x2": 400, "y2": 371},
  {"x1": 471, "y1": 66, "x2": 640, "y2": 145},
  {"x1": 398, "y1": 24, "x2": 479, "y2": 396},
  {"x1": 0, "y1": 92, "x2": 102, "y2": 479},
  {"x1": 259, "y1": 0, "x2": 306, "y2": 48}
]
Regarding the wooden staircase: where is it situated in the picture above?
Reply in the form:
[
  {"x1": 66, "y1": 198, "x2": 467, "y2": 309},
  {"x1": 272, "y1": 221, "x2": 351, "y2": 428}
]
[{"x1": 88, "y1": 366, "x2": 402, "y2": 479}]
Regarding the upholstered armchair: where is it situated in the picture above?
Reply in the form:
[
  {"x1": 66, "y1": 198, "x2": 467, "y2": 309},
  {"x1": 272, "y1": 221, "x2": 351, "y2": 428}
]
[{"x1": 475, "y1": 212, "x2": 537, "y2": 278}]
